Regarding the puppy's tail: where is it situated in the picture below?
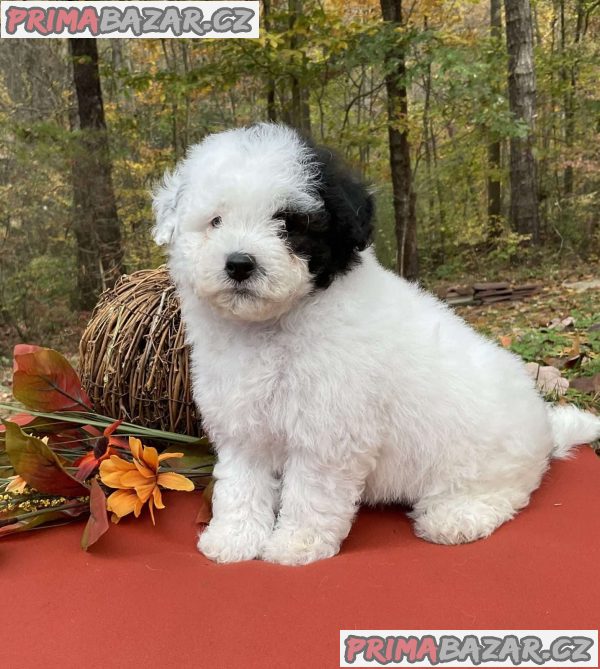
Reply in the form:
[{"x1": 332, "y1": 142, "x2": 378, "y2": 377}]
[{"x1": 546, "y1": 404, "x2": 600, "y2": 459}]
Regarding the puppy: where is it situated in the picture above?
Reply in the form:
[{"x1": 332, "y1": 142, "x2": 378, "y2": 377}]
[{"x1": 153, "y1": 123, "x2": 600, "y2": 565}]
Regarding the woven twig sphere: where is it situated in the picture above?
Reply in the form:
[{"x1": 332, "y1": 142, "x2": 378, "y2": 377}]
[{"x1": 78, "y1": 267, "x2": 201, "y2": 437}]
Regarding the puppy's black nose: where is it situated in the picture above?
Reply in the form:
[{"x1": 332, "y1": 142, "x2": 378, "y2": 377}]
[{"x1": 225, "y1": 252, "x2": 256, "y2": 282}]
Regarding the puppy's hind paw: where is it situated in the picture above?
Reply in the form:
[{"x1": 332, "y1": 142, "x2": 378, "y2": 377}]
[{"x1": 411, "y1": 495, "x2": 515, "y2": 545}]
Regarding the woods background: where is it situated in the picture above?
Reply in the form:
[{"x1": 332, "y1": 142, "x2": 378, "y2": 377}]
[{"x1": 1, "y1": 0, "x2": 599, "y2": 353}]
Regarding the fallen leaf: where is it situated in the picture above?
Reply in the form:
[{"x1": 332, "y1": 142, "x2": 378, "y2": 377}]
[
  {"x1": 499, "y1": 335, "x2": 512, "y2": 348},
  {"x1": 547, "y1": 316, "x2": 576, "y2": 332},
  {"x1": 569, "y1": 374, "x2": 600, "y2": 395},
  {"x1": 524, "y1": 363, "x2": 569, "y2": 396},
  {"x1": 563, "y1": 279, "x2": 600, "y2": 292}
]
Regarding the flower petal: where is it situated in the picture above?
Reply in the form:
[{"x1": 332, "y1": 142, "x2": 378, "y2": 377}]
[
  {"x1": 106, "y1": 489, "x2": 139, "y2": 518},
  {"x1": 135, "y1": 481, "x2": 156, "y2": 503},
  {"x1": 100, "y1": 470, "x2": 135, "y2": 490},
  {"x1": 157, "y1": 472, "x2": 195, "y2": 492},
  {"x1": 129, "y1": 437, "x2": 143, "y2": 460},
  {"x1": 102, "y1": 455, "x2": 135, "y2": 473},
  {"x1": 104, "y1": 418, "x2": 123, "y2": 438},
  {"x1": 121, "y1": 470, "x2": 154, "y2": 489},
  {"x1": 133, "y1": 459, "x2": 155, "y2": 479},
  {"x1": 157, "y1": 452, "x2": 184, "y2": 462},
  {"x1": 153, "y1": 486, "x2": 165, "y2": 510},
  {"x1": 6, "y1": 475, "x2": 27, "y2": 494},
  {"x1": 148, "y1": 497, "x2": 156, "y2": 525},
  {"x1": 142, "y1": 446, "x2": 159, "y2": 472},
  {"x1": 107, "y1": 435, "x2": 129, "y2": 450},
  {"x1": 133, "y1": 496, "x2": 144, "y2": 518}
]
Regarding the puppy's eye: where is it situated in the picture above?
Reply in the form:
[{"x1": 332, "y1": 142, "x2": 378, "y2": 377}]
[{"x1": 210, "y1": 216, "x2": 222, "y2": 228}]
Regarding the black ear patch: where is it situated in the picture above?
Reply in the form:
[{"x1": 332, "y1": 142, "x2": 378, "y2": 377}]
[{"x1": 278, "y1": 144, "x2": 374, "y2": 289}]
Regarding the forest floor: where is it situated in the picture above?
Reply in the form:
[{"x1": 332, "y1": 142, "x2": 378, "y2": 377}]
[{"x1": 1, "y1": 265, "x2": 600, "y2": 416}]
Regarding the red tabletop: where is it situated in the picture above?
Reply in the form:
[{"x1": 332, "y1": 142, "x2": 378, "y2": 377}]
[{"x1": 3, "y1": 447, "x2": 599, "y2": 669}]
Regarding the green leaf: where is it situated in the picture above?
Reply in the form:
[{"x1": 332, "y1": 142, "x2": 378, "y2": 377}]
[
  {"x1": 0, "y1": 403, "x2": 208, "y2": 445},
  {"x1": 0, "y1": 513, "x2": 60, "y2": 537},
  {"x1": 162, "y1": 443, "x2": 215, "y2": 469},
  {"x1": 3, "y1": 420, "x2": 90, "y2": 497},
  {"x1": 81, "y1": 479, "x2": 110, "y2": 551},
  {"x1": 0, "y1": 503, "x2": 89, "y2": 537}
]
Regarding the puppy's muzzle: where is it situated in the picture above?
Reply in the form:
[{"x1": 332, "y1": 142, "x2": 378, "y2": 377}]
[{"x1": 225, "y1": 252, "x2": 257, "y2": 283}]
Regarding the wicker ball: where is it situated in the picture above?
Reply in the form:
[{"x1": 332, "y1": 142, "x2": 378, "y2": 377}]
[{"x1": 78, "y1": 267, "x2": 201, "y2": 437}]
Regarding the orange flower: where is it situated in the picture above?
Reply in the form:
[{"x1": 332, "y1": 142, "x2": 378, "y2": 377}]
[
  {"x1": 99, "y1": 437, "x2": 194, "y2": 524},
  {"x1": 5, "y1": 474, "x2": 28, "y2": 494}
]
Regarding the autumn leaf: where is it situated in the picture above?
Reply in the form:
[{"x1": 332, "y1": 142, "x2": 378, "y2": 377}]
[
  {"x1": 0, "y1": 413, "x2": 72, "y2": 434},
  {"x1": 12, "y1": 344, "x2": 92, "y2": 412},
  {"x1": 3, "y1": 420, "x2": 90, "y2": 497},
  {"x1": 570, "y1": 374, "x2": 600, "y2": 395},
  {"x1": 196, "y1": 479, "x2": 213, "y2": 525},
  {"x1": 0, "y1": 412, "x2": 36, "y2": 431},
  {"x1": 524, "y1": 362, "x2": 569, "y2": 396},
  {"x1": 81, "y1": 479, "x2": 110, "y2": 550}
]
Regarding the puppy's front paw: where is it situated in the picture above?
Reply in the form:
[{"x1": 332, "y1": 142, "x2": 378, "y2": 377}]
[
  {"x1": 198, "y1": 522, "x2": 266, "y2": 563},
  {"x1": 261, "y1": 527, "x2": 339, "y2": 566}
]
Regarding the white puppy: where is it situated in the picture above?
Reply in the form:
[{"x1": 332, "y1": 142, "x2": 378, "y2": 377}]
[{"x1": 153, "y1": 123, "x2": 600, "y2": 565}]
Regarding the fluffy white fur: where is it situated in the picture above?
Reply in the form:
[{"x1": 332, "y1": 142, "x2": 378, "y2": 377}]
[{"x1": 153, "y1": 123, "x2": 600, "y2": 566}]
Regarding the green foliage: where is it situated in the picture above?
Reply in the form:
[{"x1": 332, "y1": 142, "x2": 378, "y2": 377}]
[
  {"x1": 0, "y1": 0, "x2": 599, "y2": 347},
  {"x1": 508, "y1": 329, "x2": 572, "y2": 362}
]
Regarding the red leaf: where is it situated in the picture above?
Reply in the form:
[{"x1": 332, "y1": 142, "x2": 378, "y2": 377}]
[
  {"x1": 82, "y1": 424, "x2": 103, "y2": 438},
  {"x1": 46, "y1": 431, "x2": 83, "y2": 449},
  {"x1": 0, "y1": 413, "x2": 36, "y2": 431},
  {"x1": 3, "y1": 420, "x2": 90, "y2": 497},
  {"x1": 12, "y1": 345, "x2": 92, "y2": 412},
  {"x1": 74, "y1": 453, "x2": 100, "y2": 481},
  {"x1": 104, "y1": 418, "x2": 123, "y2": 436},
  {"x1": 81, "y1": 479, "x2": 110, "y2": 550},
  {"x1": 104, "y1": 419, "x2": 128, "y2": 449},
  {"x1": 0, "y1": 415, "x2": 76, "y2": 437}
]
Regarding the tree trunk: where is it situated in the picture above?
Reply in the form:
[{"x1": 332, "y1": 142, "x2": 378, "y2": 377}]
[
  {"x1": 288, "y1": 0, "x2": 311, "y2": 134},
  {"x1": 69, "y1": 38, "x2": 123, "y2": 310},
  {"x1": 487, "y1": 0, "x2": 503, "y2": 239},
  {"x1": 562, "y1": 0, "x2": 585, "y2": 197},
  {"x1": 263, "y1": 0, "x2": 277, "y2": 122},
  {"x1": 504, "y1": 0, "x2": 540, "y2": 243},
  {"x1": 380, "y1": 0, "x2": 418, "y2": 279}
]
